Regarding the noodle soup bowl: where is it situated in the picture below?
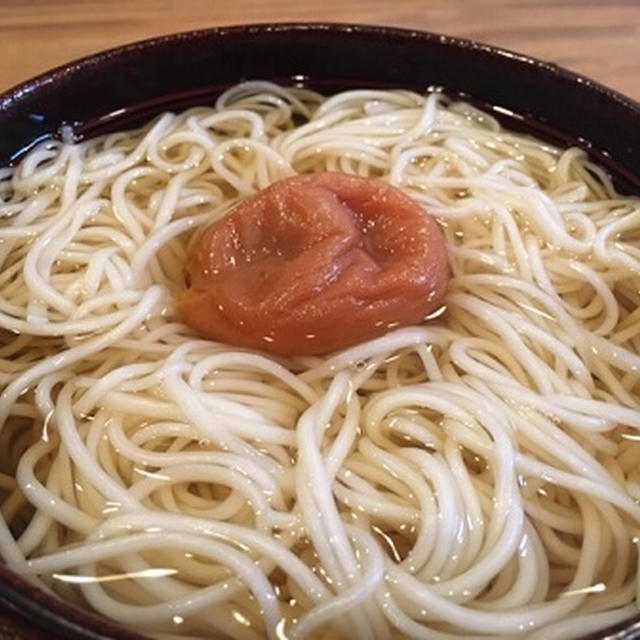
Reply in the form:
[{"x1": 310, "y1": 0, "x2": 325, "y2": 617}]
[{"x1": 0, "y1": 23, "x2": 639, "y2": 640}]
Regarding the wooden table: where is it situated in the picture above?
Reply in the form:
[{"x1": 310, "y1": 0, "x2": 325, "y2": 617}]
[
  {"x1": 0, "y1": 0, "x2": 639, "y2": 101},
  {"x1": 0, "y1": 0, "x2": 638, "y2": 638}
]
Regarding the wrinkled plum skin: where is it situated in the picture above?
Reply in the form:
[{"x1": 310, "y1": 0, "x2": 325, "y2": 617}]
[{"x1": 180, "y1": 172, "x2": 449, "y2": 356}]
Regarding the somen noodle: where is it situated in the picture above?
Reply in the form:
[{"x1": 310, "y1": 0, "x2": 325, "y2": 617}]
[{"x1": 0, "y1": 81, "x2": 639, "y2": 639}]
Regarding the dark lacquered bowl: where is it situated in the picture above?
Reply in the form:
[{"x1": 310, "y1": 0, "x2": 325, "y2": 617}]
[{"x1": 0, "y1": 23, "x2": 639, "y2": 640}]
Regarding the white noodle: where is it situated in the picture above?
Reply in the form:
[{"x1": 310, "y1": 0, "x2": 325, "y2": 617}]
[{"x1": 0, "y1": 81, "x2": 639, "y2": 639}]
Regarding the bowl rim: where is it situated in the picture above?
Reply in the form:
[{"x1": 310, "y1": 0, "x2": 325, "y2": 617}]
[
  {"x1": 0, "y1": 20, "x2": 639, "y2": 640},
  {"x1": 2, "y1": 22, "x2": 639, "y2": 112}
]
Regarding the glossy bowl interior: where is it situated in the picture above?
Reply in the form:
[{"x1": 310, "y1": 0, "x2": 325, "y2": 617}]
[{"x1": 0, "y1": 22, "x2": 639, "y2": 640}]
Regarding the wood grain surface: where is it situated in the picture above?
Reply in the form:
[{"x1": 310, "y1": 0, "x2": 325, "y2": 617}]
[
  {"x1": 0, "y1": 0, "x2": 638, "y2": 100},
  {"x1": 0, "y1": 0, "x2": 638, "y2": 637}
]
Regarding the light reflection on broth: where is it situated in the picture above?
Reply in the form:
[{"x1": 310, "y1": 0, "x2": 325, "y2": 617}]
[{"x1": 0, "y1": 81, "x2": 639, "y2": 639}]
